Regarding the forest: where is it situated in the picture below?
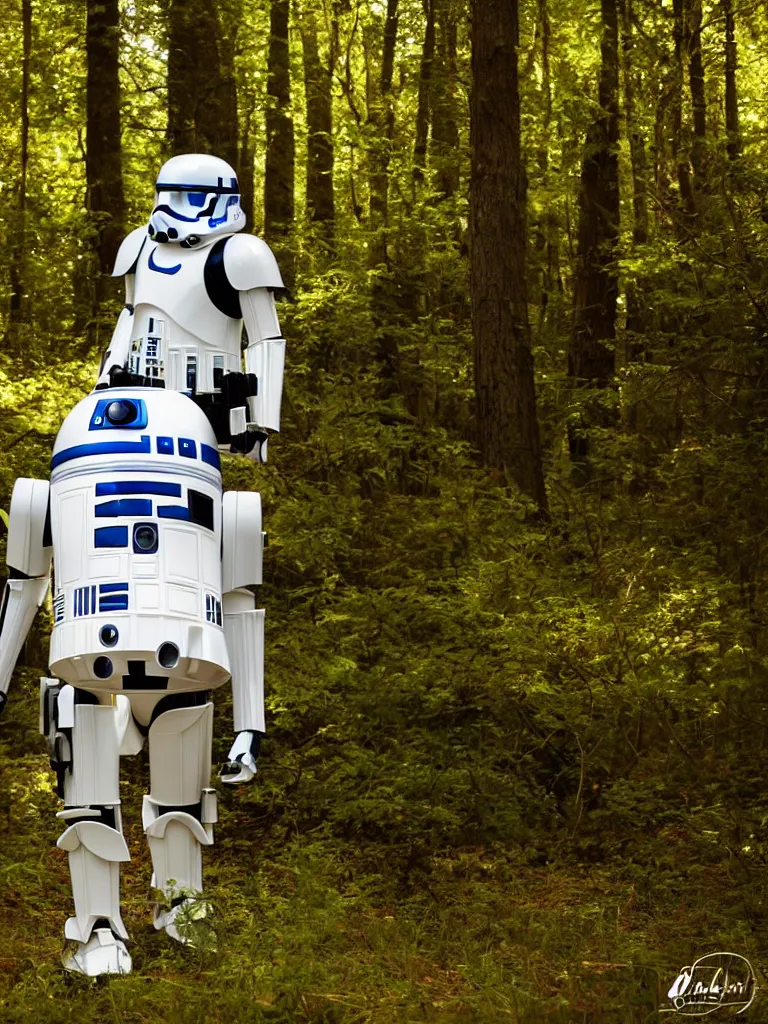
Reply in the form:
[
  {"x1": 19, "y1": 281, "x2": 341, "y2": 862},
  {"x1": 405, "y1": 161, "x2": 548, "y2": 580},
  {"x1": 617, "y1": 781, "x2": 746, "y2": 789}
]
[{"x1": 1, "y1": 0, "x2": 768, "y2": 1019}]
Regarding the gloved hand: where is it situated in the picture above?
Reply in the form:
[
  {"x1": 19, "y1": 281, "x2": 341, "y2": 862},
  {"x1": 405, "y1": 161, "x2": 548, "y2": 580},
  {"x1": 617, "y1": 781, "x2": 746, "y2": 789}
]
[{"x1": 219, "y1": 730, "x2": 261, "y2": 785}]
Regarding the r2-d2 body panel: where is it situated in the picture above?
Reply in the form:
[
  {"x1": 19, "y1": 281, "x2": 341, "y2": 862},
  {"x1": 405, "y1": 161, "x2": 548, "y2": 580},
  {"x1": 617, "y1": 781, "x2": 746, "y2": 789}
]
[
  {"x1": 126, "y1": 234, "x2": 243, "y2": 393},
  {"x1": 48, "y1": 388, "x2": 230, "y2": 693}
]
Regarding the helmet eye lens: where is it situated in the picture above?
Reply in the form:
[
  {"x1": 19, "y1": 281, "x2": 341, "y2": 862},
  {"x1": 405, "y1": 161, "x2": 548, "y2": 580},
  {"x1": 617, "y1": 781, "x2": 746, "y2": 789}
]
[{"x1": 187, "y1": 191, "x2": 208, "y2": 208}]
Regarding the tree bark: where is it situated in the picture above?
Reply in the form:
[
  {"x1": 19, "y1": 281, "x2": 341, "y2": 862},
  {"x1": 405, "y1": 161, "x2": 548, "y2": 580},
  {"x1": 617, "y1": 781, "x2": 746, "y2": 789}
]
[
  {"x1": 724, "y1": 0, "x2": 740, "y2": 161},
  {"x1": 684, "y1": 0, "x2": 706, "y2": 185},
  {"x1": 413, "y1": 0, "x2": 435, "y2": 183},
  {"x1": 430, "y1": 0, "x2": 459, "y2": 200},
  {"x1": 300, "y1": 6, "x2": 335, "y2": 245},
  {"x1": 7, "y1": 0, "x2": 31, "y2": 341},
  {"x1": 569, "y1": 0, "x2": 620, "y2": 386},
  {"x1": 470, "y1": 0, "x2": 548, "y2": 513},
  {"x1": 367, "y1": 0, "x2": 398, "y2": 270},
  {"x1": 239, "y1": 94, "x2": 255, "y2": 229},
  {"x1": 167, "y1": 0, "x2": 238, "y2": 169},
  {"x1": 82, "y1": 0, "x2": 125, "y2": 347},
  {"x1": 86, "y1": 0, "x2": 125, "y2": 276},
  {"x1": 620, "y1": 0, "x2": 648, "y2": 349},
  {"x1": 264, "y1": 0, "x2": 295, "y2": 284},
  {"x1": 671, "y1": 0, "x2": 695, "y2": 221}
]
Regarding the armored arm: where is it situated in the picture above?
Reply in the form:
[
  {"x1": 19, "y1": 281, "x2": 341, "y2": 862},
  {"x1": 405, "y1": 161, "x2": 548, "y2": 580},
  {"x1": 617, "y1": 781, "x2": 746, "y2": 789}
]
[
  {"x1": 223, "y1": 234, "x2": 285, "y2": 460},
  {"x1": 219, "y1": 491, "x2": 266, "y2": 784},
  {"x1": 0, "y1": 479, "x2": 52, "y2": 707}
]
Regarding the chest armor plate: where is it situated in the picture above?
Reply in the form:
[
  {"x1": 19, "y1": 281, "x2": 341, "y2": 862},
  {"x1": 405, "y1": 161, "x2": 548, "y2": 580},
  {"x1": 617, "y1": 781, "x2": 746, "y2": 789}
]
[{"x1": 132, "y1": 237, "x2": 240, "y2": 345}]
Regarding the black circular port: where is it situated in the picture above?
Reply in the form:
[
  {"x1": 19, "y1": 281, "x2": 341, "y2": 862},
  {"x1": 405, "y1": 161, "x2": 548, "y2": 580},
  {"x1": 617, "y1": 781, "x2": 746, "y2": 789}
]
[
  {"x1": 167, "y1": 227, "x2": 178, "y2": 239},
  {"x1": 157, "y1": 643, "x2": 180, "y2": 669},
  {"x1": 94, "y1": 656, "x2": 113, "y2": 679},
  {"x1": 134, "y1": 524, "x2": 157, "y2": 552},
  {"x1": 99, "y1": 625, "x2": 119, "y2": 648},
  {"x1": 187, "y1": 234, "x2": 200, "y2": 246},
  {"x1": 105, "y1": 400, "x2": 138, "y2": 426}
]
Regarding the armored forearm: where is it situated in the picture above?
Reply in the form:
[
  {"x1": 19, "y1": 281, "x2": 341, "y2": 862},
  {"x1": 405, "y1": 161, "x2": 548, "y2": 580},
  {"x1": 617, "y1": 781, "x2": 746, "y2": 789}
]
[{"x1": 241, "y1": 289, "x2": 285, "y2": 433}]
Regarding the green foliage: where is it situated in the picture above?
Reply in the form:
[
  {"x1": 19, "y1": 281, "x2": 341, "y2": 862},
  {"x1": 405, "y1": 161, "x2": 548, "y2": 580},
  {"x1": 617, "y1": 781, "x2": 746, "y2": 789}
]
[{"x1": 3, "y1": 0, "x2": 768, "y2": 1019}]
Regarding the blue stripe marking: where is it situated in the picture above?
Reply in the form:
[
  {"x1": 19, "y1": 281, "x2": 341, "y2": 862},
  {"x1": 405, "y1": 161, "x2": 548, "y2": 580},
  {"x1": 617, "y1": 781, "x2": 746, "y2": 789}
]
[
  {"x1": 96, "y1": 481, "x2": 182, "y2": 497},
  {"x1": 179, "y1": 438, "x2": 197, "y2": 459},
  {"x1": 51, "y1": 436, "x2": 151, "y2": 469},
  {"x1": 99, "y1": 596, "x2": 128, "y2": 611},
  {"x1": 158, "y1": 506, "x2": 190, "y2": 521},
  {"x1": 84, "y1": 588, "x2": 90, "y2": 615},
  {"x1": 77, "y1": 589, "x2": 83, "y2": 616},
  {"x1": 95, "y1": 499, "x2": 152, "y2": 517},
  {"x1": 92, "y1": 586, "x2": 97, "y2": 613},
  {"x1": 99, "y1": 583, "x2": 128, "y2": 594},
  {"x1": 157, "y1": 437, "x2": 174, "y2": 454},
  {"x1": 95, "y1": 526, "x2": 128, "y2": 548},
  {"x1": 148, "y1": 247, "x2": 182, "y2": 275},
  {"x1": 201, "y1": 444, "x2": 221, "y2": 470}
]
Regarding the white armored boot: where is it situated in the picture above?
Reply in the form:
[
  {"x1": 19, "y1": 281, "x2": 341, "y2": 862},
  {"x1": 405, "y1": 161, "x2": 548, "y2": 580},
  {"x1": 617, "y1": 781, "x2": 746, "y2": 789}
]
[
  {"x1": 57, "y1": 818, "x2": 132, "y2": 975},
  {"x1": 50, "y1": 687, "x2": 141, "y2": 976}
]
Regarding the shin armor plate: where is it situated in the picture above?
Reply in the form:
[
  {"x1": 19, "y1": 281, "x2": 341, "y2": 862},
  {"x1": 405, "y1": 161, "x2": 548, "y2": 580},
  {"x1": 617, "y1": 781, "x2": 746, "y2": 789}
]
[{"x1": 144, "y1": 702, "x2": 216, "y2": 905}]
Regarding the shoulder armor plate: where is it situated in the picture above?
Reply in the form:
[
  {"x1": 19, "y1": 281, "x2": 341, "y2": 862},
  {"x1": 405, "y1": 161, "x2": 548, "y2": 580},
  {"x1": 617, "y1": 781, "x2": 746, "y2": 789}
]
[
  {"x1": 223, "y1": 234, "x2": 284, "y2": 291},
  {"x1": 112, "y1": 226, "x2": 148, "y2": 277}
]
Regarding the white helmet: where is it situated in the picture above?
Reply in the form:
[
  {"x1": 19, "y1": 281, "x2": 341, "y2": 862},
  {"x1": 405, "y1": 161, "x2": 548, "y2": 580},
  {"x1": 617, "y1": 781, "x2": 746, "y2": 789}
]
[{"x1": 148, "y1": 153, "x2": 245, "y2": 246}]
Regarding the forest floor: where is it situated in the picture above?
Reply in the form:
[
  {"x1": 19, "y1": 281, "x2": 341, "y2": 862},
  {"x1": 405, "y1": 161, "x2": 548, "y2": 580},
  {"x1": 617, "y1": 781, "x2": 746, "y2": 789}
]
[{"x1": 0, "y1": 699, "x2": 766, "y2": 1024}]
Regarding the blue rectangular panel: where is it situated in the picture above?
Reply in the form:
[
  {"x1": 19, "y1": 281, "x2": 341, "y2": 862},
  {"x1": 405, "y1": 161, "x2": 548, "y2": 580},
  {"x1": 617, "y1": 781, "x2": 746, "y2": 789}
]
[
  {"x1": 83, "y1": 588, "x2": 90, "y2": 615},
  {"x1": 96, "y1": 481, "x2": 181, "y2": 497},
  {"x1": 156, "y1": 436, "x2": 174, "y2": 454},
  {"x1": 94, "y1": 526, "x2": 128, "y2": 548},
  {"x1": 51, "y1": 436, "x2": 151, "y2": 470},
  {"x1": 157, "y1": 506, "x2": 190, "y2": 521},
  {"x1": 178, "y1": 438, "x2": 197, "y2": 459},
  {"x1": 99, "y1": 583, "x2": 129, "y2": 594},
  {"x1": 201, "y1": 444, "x2": 220, "y2": 470},
  {"x1": 95, "y1": 499, "x2": 152, "y2": 518},
  {"x1": 99, "y1": 596, "x2": 128, "y2": 612}
]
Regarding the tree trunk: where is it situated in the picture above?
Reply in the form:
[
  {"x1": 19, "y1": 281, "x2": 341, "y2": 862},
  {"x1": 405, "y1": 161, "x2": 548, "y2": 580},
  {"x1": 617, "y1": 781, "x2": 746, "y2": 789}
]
[
  {"x1": 167, "y1": 0, "x2": 238, "y2": 169},
  {"x1": 533, "y1": 0, "x2": 562, "y2": 329},
  {"x1": 300, "y1": 6, "x2": 335, "y2": 246},
  {"x1": 470, "y1": 0, "x2": 548, "y2": 513},
  {"x1": 84, "y1": 0, "x2": 125, "y2": 347},
  {"x1": 569, "y1": 0, "x2": 620, "y2": 386},
  {"x1": 724, "y1": 0, "x2": 740, "y2": 161},
  {"x1": 684, "y1": 0, "x2": 706, "y2": 185},
  {"x1": 264, "y1": 0, "x2": 295, "y2": 285},
  {"x1": 239, "y1": 95, "x2": 255, "y2": 229},
  {"x1": 430, "y1": 0, "x2": 459, "y2": 200},
  {"x1": 6, "y1": 0, "x2": 31, "y2": 344},
  {"x1": 413, "y1": 0, "x2": 435, "y2": 183},
  {"x1": 367, "y1": 0, "x2": 399, "y2": 270},
  {"x1": 671, "y1": 0, "x2": 695, "y2": 221},
  {"x1": 620, "y1": 0, "x2": 648, "y2": 349}
]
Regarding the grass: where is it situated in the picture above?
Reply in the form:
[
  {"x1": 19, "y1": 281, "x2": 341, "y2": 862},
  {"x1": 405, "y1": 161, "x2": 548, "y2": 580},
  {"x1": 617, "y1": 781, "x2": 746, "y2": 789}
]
[{"x1": 1, "y1": 709, "x2": 767, "y2": 1024}]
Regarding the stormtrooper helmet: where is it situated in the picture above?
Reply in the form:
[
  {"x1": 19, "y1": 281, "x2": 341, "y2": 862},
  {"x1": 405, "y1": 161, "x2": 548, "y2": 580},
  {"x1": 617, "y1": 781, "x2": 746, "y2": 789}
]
[{"x1": 148, "y1": 153, "x2": 245, "y2": 246}]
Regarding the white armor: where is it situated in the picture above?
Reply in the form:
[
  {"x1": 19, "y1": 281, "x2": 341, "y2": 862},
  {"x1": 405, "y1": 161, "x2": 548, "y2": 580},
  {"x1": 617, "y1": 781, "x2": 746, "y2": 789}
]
[
  {"x1": 98, "y1": 154, "x2": 286, "y2": 457},
  {"x1": 1, "y1": 254, "x2": 275, "y2": 972}
]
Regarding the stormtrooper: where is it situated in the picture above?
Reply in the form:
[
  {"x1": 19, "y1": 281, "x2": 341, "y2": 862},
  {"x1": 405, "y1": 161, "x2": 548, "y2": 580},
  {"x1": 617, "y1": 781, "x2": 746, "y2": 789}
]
[
  {"x1": 0, "y1": 155, "x2": 284, "y2": 976},
  {"x1": 99, "y1": 152, "x2": 286, "y2": 462}
]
